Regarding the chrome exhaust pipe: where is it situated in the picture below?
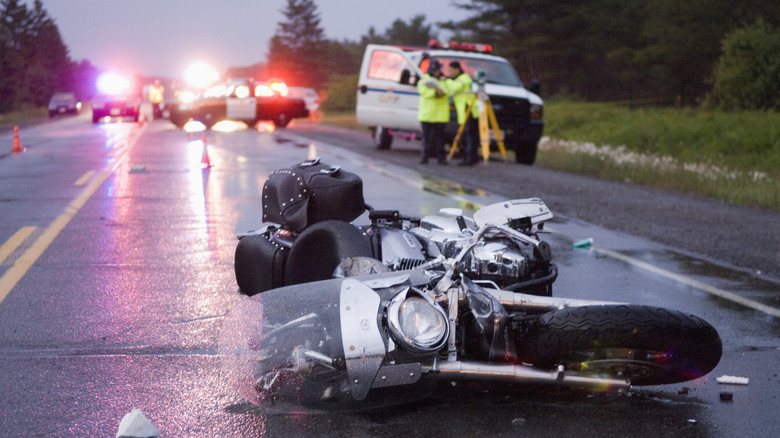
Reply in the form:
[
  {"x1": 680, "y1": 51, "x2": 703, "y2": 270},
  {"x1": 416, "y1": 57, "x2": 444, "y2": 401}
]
[{"x1": 431, "y1": 361, "x2": 631, "y2": 391}]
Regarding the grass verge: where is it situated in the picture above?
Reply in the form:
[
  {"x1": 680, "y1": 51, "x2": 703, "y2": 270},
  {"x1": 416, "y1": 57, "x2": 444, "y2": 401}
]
[
  {"x1": 0, "y1": 108, "x2": 48, "y2": 132},
  {"x1": 541, "y1": 102, "x2": 779, "y2": 212}
]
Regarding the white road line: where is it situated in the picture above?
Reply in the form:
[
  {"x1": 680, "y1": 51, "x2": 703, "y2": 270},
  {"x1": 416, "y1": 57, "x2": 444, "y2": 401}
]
[
  {"x1": 381, "y1": 160, "x2": 780, "y2": 318},
  {"x1": 594, "y1": 247, "x2": 780, "y2": 318}
]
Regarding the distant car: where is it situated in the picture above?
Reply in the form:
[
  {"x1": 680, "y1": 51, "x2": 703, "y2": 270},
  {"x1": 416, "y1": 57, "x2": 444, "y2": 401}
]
[
  {"x1": 92, "y1": 71, "x2": 141, "y2": 123},
  {"x1": 287, "y1": 87, "x2": 321, "y2": 119},
  {"x1": 168, "y1": 78, "x2": 309, "y2": 129},
  {"x1": 48, "y1": 92, "x2": 81, "y2": 117}
]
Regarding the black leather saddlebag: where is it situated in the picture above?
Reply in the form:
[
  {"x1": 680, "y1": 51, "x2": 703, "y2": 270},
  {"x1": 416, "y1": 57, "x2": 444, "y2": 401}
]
[
  {"x1": 262, "y1": 159, "x2": 365, "y2": 232},
  {"x1": 234, "y1": 232, "x2": 288, "y2": 295}
]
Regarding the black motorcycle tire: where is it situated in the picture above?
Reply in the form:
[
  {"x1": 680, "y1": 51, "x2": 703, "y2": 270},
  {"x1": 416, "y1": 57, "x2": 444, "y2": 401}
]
[{"x1": 517, "y1": 304, "x2": 722, "y2": 386}]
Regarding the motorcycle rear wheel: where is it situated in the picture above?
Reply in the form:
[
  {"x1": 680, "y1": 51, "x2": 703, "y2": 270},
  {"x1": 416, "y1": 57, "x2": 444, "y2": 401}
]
[{"x1": 517, "y1": 305, "x2": 722, "y2": 386}]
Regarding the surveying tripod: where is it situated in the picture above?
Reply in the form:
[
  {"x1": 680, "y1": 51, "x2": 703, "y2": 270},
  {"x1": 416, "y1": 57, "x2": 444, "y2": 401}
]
[{"x1": 449, "y1": 70, "x2": 507, "y2": 163}]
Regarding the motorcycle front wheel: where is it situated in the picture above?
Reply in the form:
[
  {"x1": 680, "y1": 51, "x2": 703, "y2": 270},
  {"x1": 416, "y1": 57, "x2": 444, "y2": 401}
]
[{"x1": 517, "y1": 305, "x2": 722, "y2": 386}]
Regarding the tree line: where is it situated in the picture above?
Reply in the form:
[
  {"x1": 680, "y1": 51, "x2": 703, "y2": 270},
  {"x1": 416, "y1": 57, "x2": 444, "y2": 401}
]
[
  {"x1": 2, "y1": 0, "x2": 779, "y2": 114},
  {"x1": 257, "y1": 0, "x2": 780, "y2": 111},
  {"x1": 0, "y1": 0, "x2": 103, "y2": 113}
]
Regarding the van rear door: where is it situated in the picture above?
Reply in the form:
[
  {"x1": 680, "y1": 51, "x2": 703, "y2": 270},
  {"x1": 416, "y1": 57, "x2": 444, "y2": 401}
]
[{"x1": 356, "y1": 45, "x2": 420, "y2": 131}]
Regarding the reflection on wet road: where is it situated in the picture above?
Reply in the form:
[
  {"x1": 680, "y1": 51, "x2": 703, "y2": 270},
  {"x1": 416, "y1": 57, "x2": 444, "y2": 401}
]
[{"x1": 0, "y1": 118, "x2": 777, "y2": 437}]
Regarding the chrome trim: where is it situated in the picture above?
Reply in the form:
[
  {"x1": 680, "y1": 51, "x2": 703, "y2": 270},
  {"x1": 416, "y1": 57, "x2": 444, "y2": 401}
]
[{"x1": 340, "y1": 279, "x2": 386, "y2": 400}]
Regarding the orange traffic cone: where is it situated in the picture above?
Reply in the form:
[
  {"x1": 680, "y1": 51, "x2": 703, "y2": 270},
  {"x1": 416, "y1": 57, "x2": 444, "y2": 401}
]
[
  {"x1": 12, "y1": 125, "x2": 24, "y2": 153},
  {"x1": 200, "y1": 134, "x2": 211, "y2": 168},
  {"x1": 138, "y1": 113, "x2": 145, "y2": 126}
]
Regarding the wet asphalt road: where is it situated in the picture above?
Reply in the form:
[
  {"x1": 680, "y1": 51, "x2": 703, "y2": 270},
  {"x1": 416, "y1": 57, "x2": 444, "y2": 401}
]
[
  {"x1": 0, "y1": 115, "x2": 778, "y2": 437},
  {"x1": 289, "y1": 121, "x2": 780, "y2": 282}
]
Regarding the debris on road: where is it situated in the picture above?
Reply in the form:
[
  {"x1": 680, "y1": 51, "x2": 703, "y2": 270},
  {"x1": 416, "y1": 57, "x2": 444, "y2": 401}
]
[
  {"x1": 716, "y1": 375, "x2": 750, "y2": 385},
  {"x1": 116, "y1": 408, "x2": 160, "y2": 438}
]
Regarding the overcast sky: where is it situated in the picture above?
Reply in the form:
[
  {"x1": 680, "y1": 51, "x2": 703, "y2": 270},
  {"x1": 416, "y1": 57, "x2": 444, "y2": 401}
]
[{"x1": 39, "y1": 0, "x2": 471, "y2": 78}]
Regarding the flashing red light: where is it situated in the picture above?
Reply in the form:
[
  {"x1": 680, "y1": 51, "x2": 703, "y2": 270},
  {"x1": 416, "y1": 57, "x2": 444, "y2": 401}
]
[
  {"x1": 255, "y1": 84, "x2": 273, "y2": 97},
  {"x1": 97, "y1": 71, "x2": 134, "y2": 96},
  {"x1": 428, "y1": 40, "x2": 493, "y2": 54},
  {"x1": 255, "y1": 80, "x2": 288, "y2": 97},
  {"x1": 270, "y1": 81, "x2": 288, "y2": 96}
]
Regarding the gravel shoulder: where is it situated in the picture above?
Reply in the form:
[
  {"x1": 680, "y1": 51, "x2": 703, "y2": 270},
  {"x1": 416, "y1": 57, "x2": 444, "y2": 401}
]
[{"x1": 288, "y1": 121, "x2": 780, "y2": 281}]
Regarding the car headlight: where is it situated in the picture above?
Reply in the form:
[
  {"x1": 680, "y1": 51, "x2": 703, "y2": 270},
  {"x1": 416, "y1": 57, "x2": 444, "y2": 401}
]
[
  {"x1": 530, "y1": 104, "x2": 543, "y2": 119},
  {"x1": 387, "y1": 292, "x2": 449, "y2": 354}
]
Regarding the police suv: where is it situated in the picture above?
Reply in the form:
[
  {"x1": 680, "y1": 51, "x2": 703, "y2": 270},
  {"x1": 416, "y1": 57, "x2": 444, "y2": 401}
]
[
  {"x1": 168, "y1": 78, "x2": 309, "y2": 129},
  {"x1": 356, "y1": 41, "x2": 543, "y2": 164}
]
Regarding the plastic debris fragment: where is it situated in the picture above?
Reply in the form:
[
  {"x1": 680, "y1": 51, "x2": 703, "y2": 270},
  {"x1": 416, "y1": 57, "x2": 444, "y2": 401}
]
[
  {"x1": 116, "y1": 408, "x2": 160, "y2": 438},
  {"x1": 573, "y1": 238, "x2": 593, "y2": 248},
  {"x1": 716, "y1": 375, "x2": 749, "y2": 385}
]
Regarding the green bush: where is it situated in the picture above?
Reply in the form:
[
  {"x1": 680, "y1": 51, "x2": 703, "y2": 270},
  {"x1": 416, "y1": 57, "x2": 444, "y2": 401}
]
[
  {"x1": 704, "y1": 19, "x2": 780, "y2": 111},
  {"x1": 321, "y1": 73, "x2": 358, "y2": 112}
]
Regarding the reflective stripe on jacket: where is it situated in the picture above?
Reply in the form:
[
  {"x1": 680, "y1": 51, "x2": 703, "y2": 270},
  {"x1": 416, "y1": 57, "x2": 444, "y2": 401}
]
[
  {"x1": 447, "y1": 73, "x2": 478, "y2": 124},
  {"x1": 417, "y1": 74, "x2": 450, "y2": 123}
]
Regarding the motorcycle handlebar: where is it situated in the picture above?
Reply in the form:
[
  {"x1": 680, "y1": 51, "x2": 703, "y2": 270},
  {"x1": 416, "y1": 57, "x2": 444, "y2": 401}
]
[{"x1": 368, "y1": 209, "x2": 421, "y2": 225}]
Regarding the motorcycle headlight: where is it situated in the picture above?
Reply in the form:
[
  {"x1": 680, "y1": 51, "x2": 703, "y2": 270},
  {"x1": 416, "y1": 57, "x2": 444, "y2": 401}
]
[{"x1": 387, "y1": 294, "x2": 449, "y2": 354}]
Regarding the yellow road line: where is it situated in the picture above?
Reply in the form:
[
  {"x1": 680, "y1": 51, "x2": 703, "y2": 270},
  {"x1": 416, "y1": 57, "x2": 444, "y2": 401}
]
[
  {"x1": 0, "y1": 226, "x2": 37, "y2": 265},
  {"x1": 0, "y1": 126, "x2": 144, "y2": 304},
  {"x1": 74, "y1": 170, "x2": 95, "y2": 186}
]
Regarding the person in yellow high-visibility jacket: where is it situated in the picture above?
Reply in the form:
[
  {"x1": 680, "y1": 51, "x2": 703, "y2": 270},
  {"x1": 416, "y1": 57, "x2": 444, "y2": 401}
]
[
  {"x1": 417, "y1": 59, "x2": 450, "y2": 164},
  {"x1": 447, "y1": 61, "x2": 479, "y2": 165},
  {"x1": 148, "y1": 79, "x2": 165, "y2": 119}
]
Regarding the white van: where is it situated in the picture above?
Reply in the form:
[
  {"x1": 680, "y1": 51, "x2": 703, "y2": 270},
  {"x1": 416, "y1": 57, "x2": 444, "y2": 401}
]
[{"x1": 356, "y1": 41, "x2": 543, "y2": 164}]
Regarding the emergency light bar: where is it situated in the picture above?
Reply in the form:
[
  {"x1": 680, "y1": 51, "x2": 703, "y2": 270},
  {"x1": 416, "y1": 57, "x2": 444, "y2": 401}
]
[{"x1": 427, "y1": 40, "x2": 492, "y2": 53}]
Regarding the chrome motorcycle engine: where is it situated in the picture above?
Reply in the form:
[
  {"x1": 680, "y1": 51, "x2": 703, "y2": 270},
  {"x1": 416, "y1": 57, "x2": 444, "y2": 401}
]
[{"x1": 408, "y1": 216, "x2": 533, "y2": 284}]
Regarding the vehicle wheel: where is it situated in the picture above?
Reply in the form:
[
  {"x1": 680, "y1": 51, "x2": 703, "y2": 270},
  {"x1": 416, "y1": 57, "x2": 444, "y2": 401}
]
[
  {"x1": 170, "y1": 113, "x2": 187, "y2": 129},
  {"x1": 273, "y1": 113, "x2": 290, "y2": 128},
  {"x1": 92, "y1": 113, "x2": 101, "y2": 124},
  {"x1": 513, "y1": 139, "x2": 537, "y2": 165},
  {"x1": 516, "y1": 305, "x2": 722, "y2": 385},
  {"x1": 374, "y1": 127, "x2": 392, "y2": 150},
  {"x1": 285, "y1": 220, "x2": 373, "y2": 286},
  {"x1": 202, "y1": 113, "x2": 217, "y2": 129}
]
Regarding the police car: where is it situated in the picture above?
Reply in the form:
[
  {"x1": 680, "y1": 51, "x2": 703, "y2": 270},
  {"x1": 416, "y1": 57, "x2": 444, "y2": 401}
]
[
  {"x1": 356, "y1": 41, "x2": 543, "y2": 164},
  {"x1": 92, "y1": 71, "x2": 141, "y2": 123},
  {"x1": 168, "y1": 78, "x2": 309, "y2": 129}
]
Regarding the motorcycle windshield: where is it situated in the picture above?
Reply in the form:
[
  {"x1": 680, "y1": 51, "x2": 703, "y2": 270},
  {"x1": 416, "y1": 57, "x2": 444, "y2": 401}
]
[{"x1": 219, "y1": 276, "x2": 438, "y2": 414}]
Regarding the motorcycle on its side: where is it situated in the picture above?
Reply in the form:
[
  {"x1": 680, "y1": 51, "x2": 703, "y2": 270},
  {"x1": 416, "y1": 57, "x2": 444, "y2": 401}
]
[
  {"x1": 220, "y1": 233, "x2": 722, "y2": 414},
  {"x1": 222, "y1": 160, "x2": 722, "y2": 413},
  {"x1": 234, "y1": 158, "x2": 558, "y2": 297}
]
